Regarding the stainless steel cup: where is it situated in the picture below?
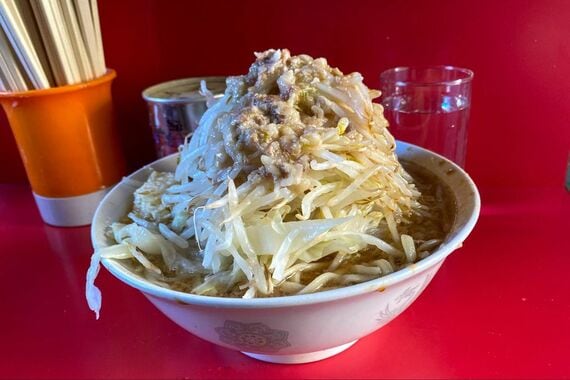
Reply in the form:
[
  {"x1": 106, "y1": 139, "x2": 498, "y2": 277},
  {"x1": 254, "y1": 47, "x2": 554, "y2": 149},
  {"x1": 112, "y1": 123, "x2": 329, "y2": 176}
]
[{"x1": 143, "y1": 76, "x2": 226, "y2": 157}]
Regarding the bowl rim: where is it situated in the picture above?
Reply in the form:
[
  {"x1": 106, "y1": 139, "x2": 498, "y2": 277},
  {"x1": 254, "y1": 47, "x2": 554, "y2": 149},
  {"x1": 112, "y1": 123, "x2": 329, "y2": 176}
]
[{"x1": 92, "y1": 141, "x2": 480, "y2": 309}]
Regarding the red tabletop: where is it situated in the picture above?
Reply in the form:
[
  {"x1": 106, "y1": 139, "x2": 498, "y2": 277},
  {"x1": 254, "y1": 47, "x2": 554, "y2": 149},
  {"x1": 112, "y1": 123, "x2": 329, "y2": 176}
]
[
  {"x1": 1, "y1": 183, "x2": 568, "y2": 379},
  {"x1": 1, "y1": 2, "x2": 569, "y2": 377}
]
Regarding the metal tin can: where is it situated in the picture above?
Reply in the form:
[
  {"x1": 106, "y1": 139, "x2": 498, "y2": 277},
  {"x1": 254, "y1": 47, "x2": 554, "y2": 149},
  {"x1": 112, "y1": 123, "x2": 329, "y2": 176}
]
[{"x1": 142, "y1": 76, "x2": 226, "y2": 157}]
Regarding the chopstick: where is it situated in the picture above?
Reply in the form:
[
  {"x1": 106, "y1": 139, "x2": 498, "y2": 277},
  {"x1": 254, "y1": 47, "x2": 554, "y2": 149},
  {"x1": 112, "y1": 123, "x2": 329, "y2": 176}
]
[
  {"x1": 33, "y1": 0, "x2": 81, "y2": 85},
  {"x1": 73, "y1": 0, "x2": 103, "y2": 77},
  {"x1": 0, "y1": 0, "x2": 51, "y2": 89},
  {"x1": 0, "y1": 0, "x2": 106, "y2": 91},
  {"x1": 0, "y1": 26, "x2": 29, "y2": 91},
  {"x1": 89, "y1": 0, "x2": 105, "y2": 76},
  {"x1": 12, "y1": 0, "x2": 55, "y2": 86},
  {"x1": 61, "y1": 0, "x2": 93, "y2": 81}
]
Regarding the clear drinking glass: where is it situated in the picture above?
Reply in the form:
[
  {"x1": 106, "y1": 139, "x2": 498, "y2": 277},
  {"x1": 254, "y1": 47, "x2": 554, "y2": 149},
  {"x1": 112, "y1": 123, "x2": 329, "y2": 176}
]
[{"x1": 380, "y1": 66, "x2": 474, "y2": 167}]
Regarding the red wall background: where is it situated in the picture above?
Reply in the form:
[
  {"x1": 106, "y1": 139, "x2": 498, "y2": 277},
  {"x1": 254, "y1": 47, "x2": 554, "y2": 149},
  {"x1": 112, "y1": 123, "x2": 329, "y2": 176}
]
[{"x1": 1, "y1": 0, "x2": 568, "y2": 189}]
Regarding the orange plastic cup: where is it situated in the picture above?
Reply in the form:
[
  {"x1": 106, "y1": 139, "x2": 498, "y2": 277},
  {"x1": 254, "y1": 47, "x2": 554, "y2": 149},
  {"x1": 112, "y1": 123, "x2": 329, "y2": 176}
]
[{"x1": 0, "y1": 70, "x2": 126, "y2": 226}]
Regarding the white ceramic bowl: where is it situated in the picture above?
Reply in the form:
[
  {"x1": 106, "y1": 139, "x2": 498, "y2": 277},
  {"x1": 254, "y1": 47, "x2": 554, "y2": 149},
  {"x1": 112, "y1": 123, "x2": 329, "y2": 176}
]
[{"x1": 91, "y1": 141, "x2": 480, "y2": 364}]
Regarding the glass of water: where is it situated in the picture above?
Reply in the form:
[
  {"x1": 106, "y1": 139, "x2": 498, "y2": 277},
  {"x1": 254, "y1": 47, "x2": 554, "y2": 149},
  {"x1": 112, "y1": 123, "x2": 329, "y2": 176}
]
[{"x1": 380, "y1": 66, "x2": 474, "y2": 167}]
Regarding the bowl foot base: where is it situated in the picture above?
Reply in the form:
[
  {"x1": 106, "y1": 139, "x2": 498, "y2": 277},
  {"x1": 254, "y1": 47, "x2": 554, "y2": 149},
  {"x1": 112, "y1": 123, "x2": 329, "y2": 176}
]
[{"x1": 241, "y1": 340, "x2": 358, "y2": 364}]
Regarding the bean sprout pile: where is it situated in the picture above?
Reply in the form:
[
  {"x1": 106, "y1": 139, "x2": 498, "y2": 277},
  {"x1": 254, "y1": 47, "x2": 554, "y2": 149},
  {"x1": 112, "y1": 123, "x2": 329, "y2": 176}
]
[{"x1": 87, "y1": 49, "x2": 449, "y2": 318}]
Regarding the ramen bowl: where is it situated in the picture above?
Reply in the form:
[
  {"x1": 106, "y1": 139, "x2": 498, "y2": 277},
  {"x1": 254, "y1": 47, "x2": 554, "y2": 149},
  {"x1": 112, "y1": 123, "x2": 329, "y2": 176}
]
[{"x1": 91, "y1": 141, "x2": 480, "y2": 364}]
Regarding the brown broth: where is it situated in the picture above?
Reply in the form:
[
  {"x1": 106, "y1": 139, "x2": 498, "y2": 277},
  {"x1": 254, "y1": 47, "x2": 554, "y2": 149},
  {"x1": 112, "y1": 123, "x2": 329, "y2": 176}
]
[
  {"x1": 289, "y1": 161, "x2": 456, "y2": 293},
  {"x1": 124, "y1": 161, "x2": 456, "y2": 298}
]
